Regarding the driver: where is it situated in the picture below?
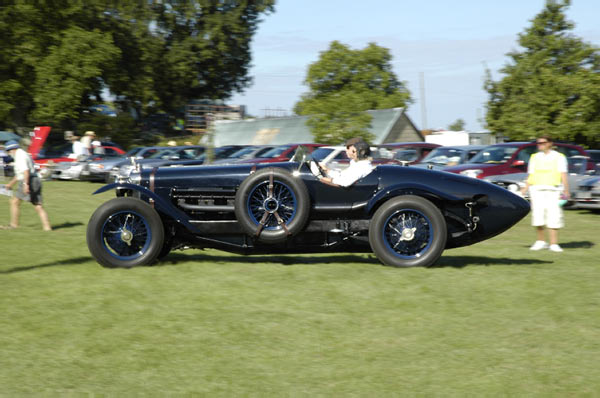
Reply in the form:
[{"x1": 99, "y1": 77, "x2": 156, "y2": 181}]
[{"x1": 318, "y1": 138, "x2": 373, "y2": 187}]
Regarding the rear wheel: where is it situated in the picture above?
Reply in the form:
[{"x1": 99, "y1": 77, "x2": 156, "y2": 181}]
[
  {"x1": 369, "y1": 195, "x2": 447, "y2": 268},
  {"x1": 87, "y1": 197, "x2": 164, "y2": 268}
]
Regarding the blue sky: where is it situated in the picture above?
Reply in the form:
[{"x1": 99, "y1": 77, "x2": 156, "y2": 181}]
[{"x1": 230, "y1": 0, "x2": 600, "y2": 131}]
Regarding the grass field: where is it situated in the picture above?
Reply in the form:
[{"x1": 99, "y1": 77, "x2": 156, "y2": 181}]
[{"x1": 1, "y1": 180, "x2": 599, "y2": 395}]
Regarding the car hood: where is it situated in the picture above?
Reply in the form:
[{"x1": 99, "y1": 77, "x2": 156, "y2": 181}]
[
  {"x1": 443, "y1": 163, "x2": 504, "y2": 173},
  {"x1": 579, "y1": 176, "x2": 600, "y2": 187}
]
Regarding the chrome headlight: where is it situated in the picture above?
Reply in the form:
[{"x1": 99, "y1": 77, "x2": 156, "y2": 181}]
[
  {"x1": 128, "y1": 171, "x2": 141, "y2": 185},
  {"x1": 460, "y1": 169, "x2": 483, "y2": 178},
  {"x1": 89, "y1": 163, "x2": 104, "y2": 171},
  {"x1": 119, "y1": 164, "x2": 134, "y2": 176}
]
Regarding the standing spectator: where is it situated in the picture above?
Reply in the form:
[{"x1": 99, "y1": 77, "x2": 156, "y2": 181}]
[
  {"x1": 522, "y1": 135, "x2": 569, "y2": 252},
  {"x1": 2, "y1": 140, "x2": 51, "y2": 231},
  {"x1": 81, "y1": 131, "x2": 96, "y2": 154},
  {"x1": 69, "y1": 135, "x2": 88, "y2": 159}
]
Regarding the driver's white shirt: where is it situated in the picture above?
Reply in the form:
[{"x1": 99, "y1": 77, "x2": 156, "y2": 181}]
[{"x1": 330, "y1": 159, "x2": 373, "y2": 187}]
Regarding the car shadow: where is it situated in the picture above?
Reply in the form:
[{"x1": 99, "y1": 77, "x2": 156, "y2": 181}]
[
  {"x1": 50, "y1": 222, "x2": 85, "y2": 230},
  {"x1": 434, "y1": 256, "x2": 553, "y2": 268},
  {"x1": 0, "y1": 256, "x2": 90, "y2": 275},
  {"x1": 160, "y1": 252, "x2": 552, "y2": 268},
  {"x1": 160, "y1": 252, "x2": 380, "y2": 266}
]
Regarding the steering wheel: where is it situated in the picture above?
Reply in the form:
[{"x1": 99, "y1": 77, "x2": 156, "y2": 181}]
[{"x1": 309, "y1": 160, "x2": 326, "y2": 178}]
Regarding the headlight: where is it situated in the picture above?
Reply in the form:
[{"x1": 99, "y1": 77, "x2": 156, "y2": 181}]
[
  {"x1": 89, "y1": 163, "x2": 104, "y2": 171},
  {"x1": 128, "y1": 171, "x2": 141, "y2": 185},
  {"x1": 460, "y1": 169, "x2": 483, "y2": 178},
  {"x1": 119, "y1": 165, "x2": 134, "y2": 176}
]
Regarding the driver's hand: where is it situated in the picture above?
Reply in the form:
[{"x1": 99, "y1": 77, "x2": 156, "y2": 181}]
[{"x1": 319, "y1": 162, "x2": 328, "y2": 171}]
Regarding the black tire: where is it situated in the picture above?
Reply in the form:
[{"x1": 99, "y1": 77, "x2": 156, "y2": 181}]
[
  {"x1": 235, "y1": 167, "x2": 310, "y2": 243},
  {"x1": 86, "y1": 197, "x2": 164, "y2": 268},
  {"x1": 369, "y1": 195, "x2": 447, "y2": 268}
]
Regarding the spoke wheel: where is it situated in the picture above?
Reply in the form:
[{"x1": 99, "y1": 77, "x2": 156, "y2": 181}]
[
  {"x1": 369, "y1": 195, "x2": 446, "y2": 267},
  {"x1": 235, "y1": 168, "x2": 309, "y2": 243},
  {"x1": 87, "y1": 198, "x2": 164, "y2": 268}
]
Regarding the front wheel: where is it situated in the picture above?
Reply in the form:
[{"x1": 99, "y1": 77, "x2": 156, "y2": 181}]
[
  {"x1": 369, "y1": 195, "x2": 447, "y2": 268},
  {"x1": 87, "y1": 197, "x2": 164, "y2": 268}
]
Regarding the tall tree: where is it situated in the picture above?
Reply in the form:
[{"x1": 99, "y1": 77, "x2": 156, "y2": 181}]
[
  {"x1": 0, "y1": 1, "x2": 274, "y2": 129},
  {"x1": 294, "y1": 41, "x2": 411, "y2": 144},
  {"x1": 484, "y1": 0, "x2": 600, "y2": 147}
]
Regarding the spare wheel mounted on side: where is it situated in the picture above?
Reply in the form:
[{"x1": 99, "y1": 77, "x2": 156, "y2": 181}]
[{"x1": 235, "y1": 167, "x2": 310, "y2": 243}]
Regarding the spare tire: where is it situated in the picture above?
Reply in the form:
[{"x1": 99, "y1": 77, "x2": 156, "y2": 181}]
[{"x1": 235, "y1": 167, "x2": 310, "y2": 243}]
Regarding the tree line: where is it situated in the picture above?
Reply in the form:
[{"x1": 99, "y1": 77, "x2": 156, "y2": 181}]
[
  {"x1": 1, "y1": 0, "x2": 598, "y2": 148},
  {"x1": 0, "y1": 0, "x2": 274, "y2": 145}
]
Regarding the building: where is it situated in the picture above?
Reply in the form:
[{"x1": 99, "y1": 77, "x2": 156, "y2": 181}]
[
  {"x1": 425, "y1": 130, "x2": 498, "y2": 146},
  {"x1": 185, "y1": 100, "x2": 246, "y2": 133},
  {"x1": 213, "y1": 108, "x2": 422, "y2": 146}
]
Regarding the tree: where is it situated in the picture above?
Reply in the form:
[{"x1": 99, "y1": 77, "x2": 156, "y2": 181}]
[
  {"x1": 0, "y1": 1, "x2": 274, "y2": 131},
  {"x1": 484, "y1": 0, "x2": 600, "y2": 148},
  {"x1": 448, "y1": 119, "x2": 466, "y2": 131},
  {"x1": 294, "y1": 41, "x2": 412, "y2": 144}
]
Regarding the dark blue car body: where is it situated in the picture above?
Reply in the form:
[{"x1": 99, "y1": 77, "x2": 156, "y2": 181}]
[{"x1": 86, "y1": 157, "x2": 529, "y2": 268}]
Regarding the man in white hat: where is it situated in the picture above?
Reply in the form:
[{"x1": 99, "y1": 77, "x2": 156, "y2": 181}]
[{"x1": 3, "y1": 140, "x2": 51, "y2": 230}]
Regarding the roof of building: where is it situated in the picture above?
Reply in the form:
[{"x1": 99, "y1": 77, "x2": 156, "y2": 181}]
[{"x1": 213, "y1": 108, "x2": 422, "y2": 146}]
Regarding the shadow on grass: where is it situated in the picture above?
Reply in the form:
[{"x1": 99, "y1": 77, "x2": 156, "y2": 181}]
[
  {"x1": 160, "y1": 252, "x2": 552, "y2": 269},
  {"x1": 517, "y1": 241, "x2": 594, "y2": 250},
  {"x1": 160, "y1": 252, "x2": 380, "y2": 266},
  {"x1": 51, "y1": 221, "x2": 85, "y2": 230},
  {"x1": 0, "y1": 256, "x2": 90, "y2": 274},
  {"x1": 436, "y1": 256, "x2": 553, "y2": 268},
  {"x1": 559, "y1": 241, "x2": 595, "y2": 249}
]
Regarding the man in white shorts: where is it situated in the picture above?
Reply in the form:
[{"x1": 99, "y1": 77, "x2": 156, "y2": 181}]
[{"x1": 521, "y1": 135, "x2": 569, "y2": 252}]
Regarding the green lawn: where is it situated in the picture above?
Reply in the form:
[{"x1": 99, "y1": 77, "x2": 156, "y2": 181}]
[{"x1": 1, "y1": 180, "x2": 599, "y2": 395}]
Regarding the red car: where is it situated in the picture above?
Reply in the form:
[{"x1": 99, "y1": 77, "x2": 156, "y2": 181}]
[
  {"x1": 443, "y1": 141, "x2": 591, "y2": 179},
  {"x1": 238, "y1": 143, "x2": 324, "y2": 164},
  {"x1": 29, "y1": 126, "x2": 125, "y2": 175}
]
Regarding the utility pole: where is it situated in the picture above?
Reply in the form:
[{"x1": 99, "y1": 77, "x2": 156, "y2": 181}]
[
  {"x1": 205, "y1": 113, "x2": 214, "y2": 164},
  {"x1": 419, "y1": 72, "x2": 428, "y2": 130}
]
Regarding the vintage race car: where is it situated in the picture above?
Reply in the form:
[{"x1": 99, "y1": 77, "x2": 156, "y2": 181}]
[{"x1": 86, "y1": 147, "x2": 530, "y2": 268}]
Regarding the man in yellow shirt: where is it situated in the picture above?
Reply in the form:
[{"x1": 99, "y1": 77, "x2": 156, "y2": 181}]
[{"x1": 521, "y1": 136, "x2": 569, "y2": 252}]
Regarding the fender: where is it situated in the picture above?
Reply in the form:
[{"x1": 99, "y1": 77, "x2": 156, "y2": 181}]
[
  {"x1": 93, "y1": 183, "x2": 200, "y2": 233},
  {"x1": 367, "y1": 183, "x2": 462, "y2": 214}
]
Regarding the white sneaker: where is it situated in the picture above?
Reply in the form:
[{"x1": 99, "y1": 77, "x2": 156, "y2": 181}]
[
  {"x1": 549, "y1": 244, "x2": 563, "y2": 252},
  {"x1": 530, "y1": 241, "x2": 549, "y2": 251}
]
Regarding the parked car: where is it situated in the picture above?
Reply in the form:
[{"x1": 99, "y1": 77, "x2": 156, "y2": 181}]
[
  {"x1": 212, "y1": 145, "x2": 276, "y2": 164},
  {"x1": 586, "y1": 149, "x2": 600, "y2": 163},
  {"x1": 84, "y1": 146, "x2": 167, "y2": 183},
  {"x1": 444, "y1": 141, "x2": 591, "y2": 179},
  {"x1": 484, "y1": 156, "x2": 596, "y2": 207},
  {"x1": 1, "y1": 150, "x2": 13, "y2": 178},
  {"x1": 376, "y1": 142, "x2": 440, "y2": 164},
  {"x1": 51, "y1": 152, "x2": 124, "y2": 180},
  {"x1": 86, "y1": 146, "x2": 529, "y2": 269},
  {"x1": 572, "y1": 161, "x2": 600, "y2": 210},
  {"x1": 413, "y1": 145, "x2": 486, "y2": 170},
  {"x1": 238, "y1": 143, "x2": 324, "y2": 164},
  {"x1": 113, "y1": 145, "x2": 206, "y2": 180},
  {"x1": 311, "y1": 145, "x2": 400, "y2": 170}
]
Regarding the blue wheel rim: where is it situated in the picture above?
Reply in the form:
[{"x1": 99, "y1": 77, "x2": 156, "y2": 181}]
[
  {"x1": 101, "y1": 210, "x2": 152, "y2": 260},
  {"x1": 247, "y1": 179, "x2": 297, "y2": 230},
  {"x1": 382, "y1": 209, "x2": 433, "y2": 259}
]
